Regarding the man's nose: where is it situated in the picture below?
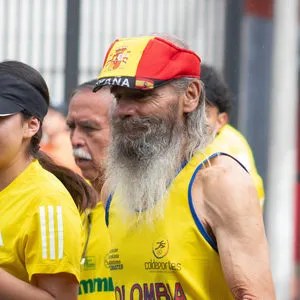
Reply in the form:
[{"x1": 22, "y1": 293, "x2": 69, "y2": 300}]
[
  {"x1": 113, "y1": 98, "x2": 138, "y2": 119},
  {"x1": 70, "y1": 128, "x2": 85, "y2": 148}
]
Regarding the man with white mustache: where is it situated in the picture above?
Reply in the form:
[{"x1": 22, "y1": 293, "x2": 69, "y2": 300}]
[
  {"x1": 67, "y1": 81, "x2": 112, "y2": 191},
  {"x1": 67, "y1": 80, "x2": 115, "y2": 299},
  {"x1": 95, "y1": 35, "x2": 275, "y2": 299}
]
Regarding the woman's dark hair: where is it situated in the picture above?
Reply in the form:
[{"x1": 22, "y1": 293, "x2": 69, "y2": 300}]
[{"x1": 0, "y1": 60, "x2": 97, "y2": 211}]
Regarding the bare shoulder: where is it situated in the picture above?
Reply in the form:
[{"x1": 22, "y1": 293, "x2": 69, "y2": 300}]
[
  {"x1": 198, "y1": 154, "x2": 258, "y2": 204},
  {"x1": 192, "y1": 155, "x2": 275, "y2": 298},
  {"x1": 192, "y1": 154, "x2": 261, "y2": 229}
]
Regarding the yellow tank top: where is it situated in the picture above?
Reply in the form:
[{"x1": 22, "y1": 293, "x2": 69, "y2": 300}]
[
  {"x1": 106, "y1": 149, "x2": 234, "y2": 299},
  {"x1": 209, "y1": 124, "x2": 264, "y2": 207},
  {"x1": 79, "y1": 202, "x2": 115, "y2": 299}
]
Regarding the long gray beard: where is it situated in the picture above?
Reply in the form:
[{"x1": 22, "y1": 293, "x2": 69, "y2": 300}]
[{"x1": 106, "y1": 113, "x2": 185, "y2": 224}]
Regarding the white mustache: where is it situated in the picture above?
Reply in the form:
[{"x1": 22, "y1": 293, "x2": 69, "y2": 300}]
[{"x1": 73, "y1": 148, "x2": 92, "y2": 160}]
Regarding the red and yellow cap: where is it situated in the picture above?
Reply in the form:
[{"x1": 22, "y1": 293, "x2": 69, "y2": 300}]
[{"x1": 93, "y1": 36, "x2": 201, "y2": 92}]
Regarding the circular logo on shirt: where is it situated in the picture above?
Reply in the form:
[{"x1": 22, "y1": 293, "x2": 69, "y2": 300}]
[{"x1": 152, "y1": 238, "x2": 169, "y2": 259}]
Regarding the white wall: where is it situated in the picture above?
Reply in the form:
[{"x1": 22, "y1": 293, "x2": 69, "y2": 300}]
[{"x1": 0, "y1": 0, "x2": 227, "y2": 106}]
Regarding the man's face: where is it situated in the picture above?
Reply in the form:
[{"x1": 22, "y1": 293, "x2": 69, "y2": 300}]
[
  {"x1": 106, "y1": 84, "x2": 188, "y2": 221},
  {"x1": 205, "y1": 104, "x2": 228, "y2": 134},
  {"x1": 110, "y1": 84, "x2": 183, "y2": 156},
  {"x1": 111, "y1": 84, "x2": 184, "y2": 119},
  {"x1": 67, "y1": 88, "x2": 113, "y2": 181}
]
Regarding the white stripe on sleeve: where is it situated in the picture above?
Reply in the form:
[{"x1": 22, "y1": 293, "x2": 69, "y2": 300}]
[
  {"x1": 39, "y1": 206, "x2": 47, "y2": 259},
  {"x1": 0, "y1": 232, "x2": 3, "y2": 246},
  {"x1": 48, "y1": 206, "x2": 56, "y2": 259},
  {"x1": 56, "y1": 206, "x2": 64, "y2": 259}
]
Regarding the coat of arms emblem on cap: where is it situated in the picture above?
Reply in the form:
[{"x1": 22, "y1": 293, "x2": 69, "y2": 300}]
[{"x1": 104, "y1": 46, "x2": 131, "y2": 72}]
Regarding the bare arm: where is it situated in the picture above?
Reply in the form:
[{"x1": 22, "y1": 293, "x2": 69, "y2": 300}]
[
  {"x1": 0, "y1": 270, "x2": 78, "y2": 300},
  {"x1": 33, "y1": 273, "x2": 78, "y2": 300},
  {"x1": 194, "y1": 155, "x2": 275, "y2": 299}
]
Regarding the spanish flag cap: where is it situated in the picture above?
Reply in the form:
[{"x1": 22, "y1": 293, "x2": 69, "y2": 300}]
[{"x1": 93, "y1": 36, "x2": 201, "y2": 92}]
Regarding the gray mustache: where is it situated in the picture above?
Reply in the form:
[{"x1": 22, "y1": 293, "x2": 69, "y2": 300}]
[
  {"x1": 112, "y1": 117, "x2": 163, "y2": 133},
  {"x1": 73, "y1": 148, "x2": 92, "y2": 160}
]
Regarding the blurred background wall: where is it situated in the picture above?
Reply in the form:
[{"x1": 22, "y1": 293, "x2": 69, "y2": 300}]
[{"x1": 0, "y1": 0, "x2": 227, "y2": 107}]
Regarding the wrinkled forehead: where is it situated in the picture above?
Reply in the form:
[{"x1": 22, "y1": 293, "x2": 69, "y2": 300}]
[
  {"x1": 68, "y1": 98, "x2": 110, "y2": 120},
  {"x1": 110, "y1": 86, "x2": 155, "y2": 97},
  {"x1": 66, "y1": 110, "x2": 108, "y2": 129}
]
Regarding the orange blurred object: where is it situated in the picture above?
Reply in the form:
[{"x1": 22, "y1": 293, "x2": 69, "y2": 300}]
[{"x1": 41, "y1": 107, "x2": 81, "y2": 175}]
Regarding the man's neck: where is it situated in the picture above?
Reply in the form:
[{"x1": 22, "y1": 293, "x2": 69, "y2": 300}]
[{"x1": 90, "y1": 177, "x2": 104, "y2": 198}]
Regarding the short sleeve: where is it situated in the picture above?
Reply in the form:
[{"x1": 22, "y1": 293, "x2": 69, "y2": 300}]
[{"x1": 21, "y1": 193, "x2": 83, "y2": 282}]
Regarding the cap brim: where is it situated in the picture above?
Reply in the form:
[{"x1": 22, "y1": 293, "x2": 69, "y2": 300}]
[
  {"x1": 0, "y1": 98, "x2": 24, "y2": 117},
  {"x1": 93, "y1": 84, "x2": 103, "y2": 93},
  {"x1": 93, "y1": 76, "x2": 171, "y2": 93}
]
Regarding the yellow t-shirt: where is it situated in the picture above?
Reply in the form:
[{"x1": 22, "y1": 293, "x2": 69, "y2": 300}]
[
  {"x1": 107, "y1": 150, "x2": 234, "y2": 299},
  {"x1": 0, "y1": 160, "x2": 82, "y2": 283},
  {"x1": 79, "y1": 202, "x2": 114, "y2": 299},
  {"x1": 209, "y1": 124, "x2": 265, "y2": 207}
]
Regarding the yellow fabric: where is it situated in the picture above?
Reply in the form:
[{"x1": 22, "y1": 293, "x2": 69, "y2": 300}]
[
  {"x1": 0, "y1": 160, "x2": 82, "y2": 283},
  {"x1": 107, "y1": 148, "x2": 234, "y2": 299},
  {"x1": 100, "y1": 36, "x2": 154, "y2": 77},
  {"x1": 209, "y1": 124, "x2": 265, "y2": 207},
  {"x1": 79, "y1": 202, "x2": 114, "y2": 299}
]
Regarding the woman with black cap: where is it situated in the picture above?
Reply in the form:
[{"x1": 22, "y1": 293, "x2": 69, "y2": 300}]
[{"x1": 0, "y1": 61, "x2": 97, "y2": 299}]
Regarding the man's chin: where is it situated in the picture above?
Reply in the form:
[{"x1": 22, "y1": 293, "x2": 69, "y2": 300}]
[
  {"x1": 77, "y1": 167, "x2": 97, "y2": 181},
  {"x1": 117, "y1": 131, "x2": 146, "y2": 142},
  {"x1": 75, "y1": 158, "x2": 93, "y2": 169},
  {"x1": 82, "y1": 169, "x2": 104, "y2": 188}
]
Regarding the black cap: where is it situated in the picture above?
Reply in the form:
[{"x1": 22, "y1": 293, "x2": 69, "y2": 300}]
[{"x1": 0, "y1": 72, "x2": 48, "y2": 121}]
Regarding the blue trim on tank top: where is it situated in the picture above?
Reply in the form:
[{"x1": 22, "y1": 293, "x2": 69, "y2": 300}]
[
  {"x1": 188, "y1": 151, "x2": 249, "y2": 253},
  {"x1": 105, "y1": 194, "x2": 112, "y2": 226},
  {"x1": 220, "y1": 152, "x2": 249, "y2": 172},
  {"x1": 188, "y1": 152, "x2": 220, "y2": 252}
]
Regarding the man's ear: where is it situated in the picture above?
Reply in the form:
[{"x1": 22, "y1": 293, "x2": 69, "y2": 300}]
[
  {"x1": 183, "y1": 79, "x2": 201, "y2": 113},
  {"x1": 216, "y1": 112, "x2": 228, "y2": 131},
  {"x1": 23, "y1": 117, "x2": 40, "y2": 138}
]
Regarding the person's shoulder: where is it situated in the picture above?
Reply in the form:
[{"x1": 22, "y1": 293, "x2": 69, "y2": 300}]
[
  {"x1": 16, "y1": 160, "x2": 67, "y2": 194},
  {"x1": 29, "y1": 161, "x2": 77, "y2": 208},
  {"x1": 195, "y1": 154, "x2": 258, "y2": 211},
  {"x1": 217, "y1": 124, "x2": 255, "y2": 169},
  {"x1": 221, "y1": 124, "x2": 251, "y2": 149},
  {"x1": 88, "y1": 200, "x2": 105, "y2": 219},
  {"x1": 197, "y1": 153, "x2": 247, "y2": 178},
  {"x1": 210, "y1": 124, "x2": 246, "y2": 154},
  {"x1": 33, "y1": 162, "x2": 67, "y2": 190}
]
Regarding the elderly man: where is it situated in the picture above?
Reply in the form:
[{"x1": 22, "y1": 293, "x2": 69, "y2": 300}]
[
  {"x1": 67, "y1": 80, "x2": 115, "y2": 299},
  {"x1": 95, "y1": 35, "x2": 275, "y2": 299}
]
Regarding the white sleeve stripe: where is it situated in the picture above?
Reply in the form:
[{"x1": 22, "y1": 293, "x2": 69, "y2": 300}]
[
  {"x1": 48, "y1": 206, "x2": 56, "y2": 260},
  {"x1": 39, "y1": 206, "x2": 47, "y2": 259},
  {"x1": 56, "y1": 206, "x2": 64, "y2": 259},
  {"x1": 0, "y1": 232, "x2": 3, "y2": 246}
]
